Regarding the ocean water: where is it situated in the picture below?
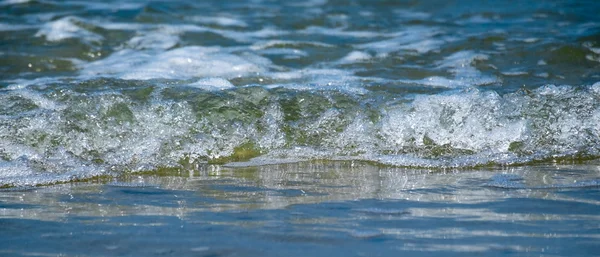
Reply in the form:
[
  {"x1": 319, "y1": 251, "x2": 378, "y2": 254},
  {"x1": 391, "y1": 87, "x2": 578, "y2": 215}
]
[{"x1": 1, "y1": 0, "x2": 600, "y2": 256}]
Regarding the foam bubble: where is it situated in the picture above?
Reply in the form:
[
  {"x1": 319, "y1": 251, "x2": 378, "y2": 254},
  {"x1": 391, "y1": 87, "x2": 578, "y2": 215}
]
[
  {"x1": 501, "y1": 71, "x2": 528, "y2": 76},
  {"x1": 338, "y1": 51, "x2": 372, "y2": 63}
]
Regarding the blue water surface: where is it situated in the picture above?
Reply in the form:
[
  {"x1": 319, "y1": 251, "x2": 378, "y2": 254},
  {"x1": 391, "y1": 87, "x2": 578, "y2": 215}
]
[{"x1": 1, "y1": 0, "x2": 600, "y2": 256}]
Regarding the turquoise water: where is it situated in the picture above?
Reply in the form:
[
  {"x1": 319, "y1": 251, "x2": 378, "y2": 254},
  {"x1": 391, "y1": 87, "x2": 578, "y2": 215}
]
[{"x1": 1, "y1": 0, "x2": 600, "y2": 256}]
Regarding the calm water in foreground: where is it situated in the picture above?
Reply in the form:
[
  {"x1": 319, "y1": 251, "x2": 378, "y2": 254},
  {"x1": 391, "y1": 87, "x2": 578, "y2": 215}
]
[
  {"x1": 1, "y1": 0, "x2": 600, "y2": 256},
  {"x1": 2, "y1": 161, "x2": 600, "y2": 256}
]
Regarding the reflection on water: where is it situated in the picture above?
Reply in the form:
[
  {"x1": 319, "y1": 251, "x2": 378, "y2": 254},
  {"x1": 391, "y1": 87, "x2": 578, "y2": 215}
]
[{"x1": 1, "y1": 161, "x2": 599, "y2": 256}]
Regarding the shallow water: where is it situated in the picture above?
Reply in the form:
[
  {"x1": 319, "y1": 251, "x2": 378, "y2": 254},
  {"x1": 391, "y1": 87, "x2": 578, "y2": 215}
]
[
  {"x1": 1, "y1": 0, "x2": 600, "y2": 256},
  {"x1": 1, "y1": 161, "x2": 600, "y2": 256}
]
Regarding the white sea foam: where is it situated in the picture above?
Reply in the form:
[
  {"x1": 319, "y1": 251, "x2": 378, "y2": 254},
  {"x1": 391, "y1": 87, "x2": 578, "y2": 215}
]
[
  {"x1": 0, "y1": 160, "x2": 36, "y2": 186},
  {"x1": 62, "y1": 1, "x2": 144, "y2": 10},
  {"x1": 522, "y1": 38, "x2": 540, "y2": 43},
  {"x1": 380, "y1": 89, "x2": 525, "y2": 153},
  {"x1": 250, "y1": 40, "x2": 334, "y2": 51},
  {"x1": 535, "y1": 72, "x2": 549, "y2": 78},
  {"x1": 501, "y1": 71, "x2": 528, "y2": 76},
  {"x1": 265, "y1": 68, "x2": 369, "y2": 94},
  {"x1": 266, "y1": 82, "x2": 368, "y2": 95},
  {"x1": 587, "y1": 54, "x2": 600, "y2": 63},
  {"x1": 338, "y1": 51, "x2": 372, "y2": 63},
  {"x1": 4, "y1": 77, "x2": 65, "y2": 90},
  {"x1": 80, "y1": 46, "x2": 270, "y2": 80},
  {"x1": 35, "y1": 16, "x2": 103, "y2": 43},
  {"x1": 257, "y1": 48, "x2": 309, "y2": 58},
  {"x1": 126, "y1": 30, "x2": 180, "y2": 50},
  {"x1": 231, "y1": 27, "x2": 288, "y2": 39},
  {"x1": 187, "y1": 77, "x2": 235, "y2": 91},
  {"x1": 401, "y1": 76, "x2": 467, "y2": 88},
  {"x1": 584, "y1": 44, "x2": 600, "y2": 54},
  {"x1": 0, "y1": 145, "x2": 106, "y2": 187},
  {"x1": 13, "y1": 90, "x2": 62, "y2": 110},
  {"x1": 300, "y1": 26, "x2": 381, "y2": 38},
  {"x1": 592, "y1": 81, "x2": 600, "y2": 92},
  {"x1": 188, "y1": 16, "x2": 248, "y2": 27},
  {"x1": 54, "y1": 17, "x2": 286, "y2": 45},
  {"x1": 268, "y1": 68, "x2": 350, "y2": 81},
  {"x1": 92, "y1": 21, "x2": 151, "y2": 31}
]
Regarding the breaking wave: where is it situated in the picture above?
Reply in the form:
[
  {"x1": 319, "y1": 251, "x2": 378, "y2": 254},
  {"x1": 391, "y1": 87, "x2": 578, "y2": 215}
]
[{"x1": 2, "y1": 79, "x2": 600, "y2": 186}]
